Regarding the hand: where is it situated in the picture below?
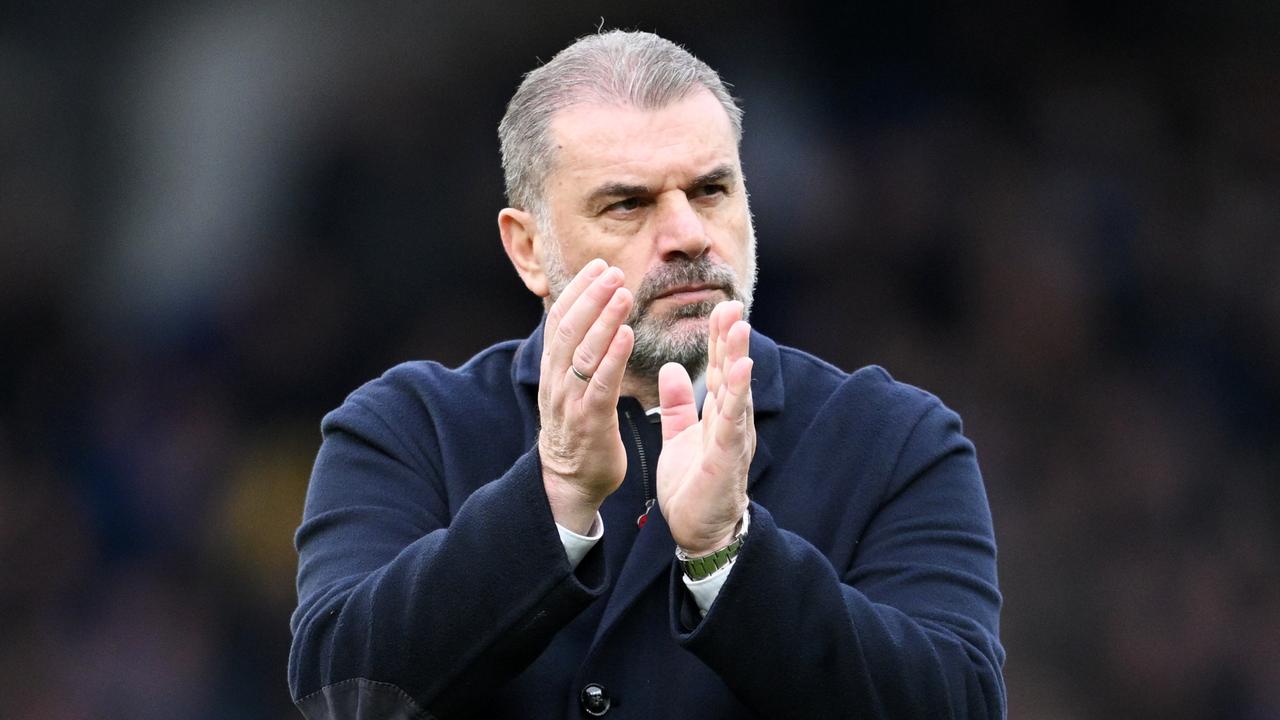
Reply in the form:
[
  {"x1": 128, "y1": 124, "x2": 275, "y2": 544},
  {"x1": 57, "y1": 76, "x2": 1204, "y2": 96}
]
[
  {"x1": 656, "y1": 301, "x2": 755, "y2": 555},
  {"x1": 538, "y1": 258, "x2": 635, "y2": 534}
]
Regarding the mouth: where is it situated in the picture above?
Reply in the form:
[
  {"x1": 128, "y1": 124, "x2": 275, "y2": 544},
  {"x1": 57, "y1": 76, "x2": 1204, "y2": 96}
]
[{"x1": 652, "y1": 283, "x2": 726, "y2": 305}]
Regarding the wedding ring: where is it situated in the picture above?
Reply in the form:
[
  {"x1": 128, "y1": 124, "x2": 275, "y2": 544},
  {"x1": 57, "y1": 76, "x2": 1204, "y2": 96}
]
[{"x1": 570, "y1": 365, "x2": 592, "y2": 382}]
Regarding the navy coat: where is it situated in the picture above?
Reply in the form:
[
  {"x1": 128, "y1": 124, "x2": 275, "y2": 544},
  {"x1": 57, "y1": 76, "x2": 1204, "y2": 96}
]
[{"x1": 289, "y1": 324, "x2": 1005, "y2": 718}]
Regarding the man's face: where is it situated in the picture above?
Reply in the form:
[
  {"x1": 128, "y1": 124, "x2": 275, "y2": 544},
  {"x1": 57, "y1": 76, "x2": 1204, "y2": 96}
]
[{"x1": 538, "y1": 88, "x2": 757, "y2": 378}]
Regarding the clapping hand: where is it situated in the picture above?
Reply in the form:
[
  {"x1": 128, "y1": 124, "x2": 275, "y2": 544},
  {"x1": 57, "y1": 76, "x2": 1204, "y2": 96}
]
[
  {"x1": 537, "y1": 259, "x2": 635, "y2": 535},
  {"x1": 656, "y1": 301, "x2": 755, "y2": 555}
]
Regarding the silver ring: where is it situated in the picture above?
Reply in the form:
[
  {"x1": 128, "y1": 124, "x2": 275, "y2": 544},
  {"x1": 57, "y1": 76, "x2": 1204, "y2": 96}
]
[{"x1": 570, "y1": 365, "x2": 592, "y2": 383}]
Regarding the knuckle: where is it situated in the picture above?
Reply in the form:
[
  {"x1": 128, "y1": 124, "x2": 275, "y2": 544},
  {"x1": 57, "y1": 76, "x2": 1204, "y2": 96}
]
[
  {"x1": 588, "y1": 375, "x2": 611, "y2": 396},
  {"x1": 573, "y1": 347, "x2": 596, "y2": 370},
  {"x1": 555, "y1": 320, "x2": 578, "y2": 344}
]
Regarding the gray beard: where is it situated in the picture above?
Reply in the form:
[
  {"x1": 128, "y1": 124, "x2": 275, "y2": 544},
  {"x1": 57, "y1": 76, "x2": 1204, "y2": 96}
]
[
  {"x1": 627, "y1": 298, "x2": 717, "y2": 379},
  {"x1": 623, "y1": 256, "x2": 744, "y2": 379},
  {"x1": 543, "y1": 250, "x2": 753, "y2": 381}
]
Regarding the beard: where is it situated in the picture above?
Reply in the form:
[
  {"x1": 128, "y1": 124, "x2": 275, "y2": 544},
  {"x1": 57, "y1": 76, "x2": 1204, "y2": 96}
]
[
  {"x1": 541, "y1": 227, "x2": 757, "y2": 381},
  {"x1": 622, "y1": 256, "x2": 750, "y2": 378}
]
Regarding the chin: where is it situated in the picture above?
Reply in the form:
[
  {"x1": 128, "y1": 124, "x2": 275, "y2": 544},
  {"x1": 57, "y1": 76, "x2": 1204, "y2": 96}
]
[
  {"x1": 665, "y1": 299, "x2": 718, "y2": 322},
  {"x1": 628, "y1": 323, "x2": 708, "y2": 378},
  {"x1": 661, "y1": 314, "x2": 712, "y2": 345}
]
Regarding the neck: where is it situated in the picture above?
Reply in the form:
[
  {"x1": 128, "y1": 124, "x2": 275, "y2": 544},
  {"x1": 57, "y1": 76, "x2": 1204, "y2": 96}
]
[{"x1": 621, "y1": 372, "x2": 660, "y2": 410}]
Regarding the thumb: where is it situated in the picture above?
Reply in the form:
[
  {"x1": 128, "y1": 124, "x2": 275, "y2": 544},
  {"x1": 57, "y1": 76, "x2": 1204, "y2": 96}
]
[{"x1": 658, "y1": 362, "x2": 698, "y2": 441}]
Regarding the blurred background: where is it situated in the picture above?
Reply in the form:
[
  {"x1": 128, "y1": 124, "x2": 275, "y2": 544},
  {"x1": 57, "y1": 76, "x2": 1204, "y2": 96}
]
[{"x1": 2, "y1": 1, "x2": 1278, "y2": 717}]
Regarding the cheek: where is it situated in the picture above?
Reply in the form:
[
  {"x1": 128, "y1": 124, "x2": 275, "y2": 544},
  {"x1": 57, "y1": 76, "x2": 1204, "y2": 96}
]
[
  {"x1": 712, "y1": 214, "x2": 752, "y2": 268},
  {"x1": 615, "y1": 249, "x2": 660, "y2": 293},
  {"x1": 554, "y1": 227, "x2": 651, "y2": 285},
  {"x1": 544, "y1": 220, "x2": 598, "y2": 268}
]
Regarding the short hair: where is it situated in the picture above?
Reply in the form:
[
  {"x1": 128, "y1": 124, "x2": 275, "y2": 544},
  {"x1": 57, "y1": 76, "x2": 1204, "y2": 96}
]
[{"x1": 498, "y1": 30, "x2": 743, "y2": 215}]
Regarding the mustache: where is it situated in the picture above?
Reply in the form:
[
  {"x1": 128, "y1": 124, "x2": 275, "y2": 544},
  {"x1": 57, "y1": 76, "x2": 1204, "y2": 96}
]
[{"x1": 630, "y1": 257, "x2": 740, "y2": 315}]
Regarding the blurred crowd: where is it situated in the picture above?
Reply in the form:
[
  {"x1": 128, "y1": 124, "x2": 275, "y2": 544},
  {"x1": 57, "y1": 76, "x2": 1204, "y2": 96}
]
[{"x1": 2, "y1": 2, "x2": 1277, "y2": 718}]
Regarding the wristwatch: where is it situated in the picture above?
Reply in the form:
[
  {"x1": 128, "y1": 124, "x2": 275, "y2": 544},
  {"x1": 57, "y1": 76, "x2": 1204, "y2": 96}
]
[{"x1": 676, "y1": 523, "x2": 747, "y2": 581}]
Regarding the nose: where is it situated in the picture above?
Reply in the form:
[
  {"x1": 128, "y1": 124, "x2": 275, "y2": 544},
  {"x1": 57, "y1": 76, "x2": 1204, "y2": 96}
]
[{"x1": 654, "y1": 191, "x2": 710, "y2": 260}]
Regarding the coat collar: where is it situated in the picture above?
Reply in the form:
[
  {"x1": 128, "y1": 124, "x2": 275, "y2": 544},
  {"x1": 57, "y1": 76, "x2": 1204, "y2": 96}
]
[{"x1": 512, "y1": 316, "x2": 786, "y2": 415}]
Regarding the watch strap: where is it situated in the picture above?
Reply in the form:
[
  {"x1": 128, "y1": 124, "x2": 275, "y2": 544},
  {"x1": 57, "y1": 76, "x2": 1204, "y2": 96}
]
[{"x1": 677, "y1": 532, "x2": 745, "y2": 580}]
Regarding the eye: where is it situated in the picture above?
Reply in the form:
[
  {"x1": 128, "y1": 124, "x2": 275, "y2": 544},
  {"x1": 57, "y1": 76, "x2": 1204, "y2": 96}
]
[
  {"x1": 693, "y1": 183, "x2": 728, "y2": 198},
  {"x1": 605, "y1": 197, "x2": 645, "y2": 214}
]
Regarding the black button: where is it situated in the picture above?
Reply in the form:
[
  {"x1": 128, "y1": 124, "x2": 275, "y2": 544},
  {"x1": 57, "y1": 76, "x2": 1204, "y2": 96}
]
[{"x1": 580, "y1": 683, "x2": 611, "y2": 716}]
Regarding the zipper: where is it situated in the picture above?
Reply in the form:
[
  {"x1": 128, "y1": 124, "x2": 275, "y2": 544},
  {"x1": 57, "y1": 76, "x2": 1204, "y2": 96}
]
[{"x1": 623, "y1": 409, "x2": 656, "y2": 528}]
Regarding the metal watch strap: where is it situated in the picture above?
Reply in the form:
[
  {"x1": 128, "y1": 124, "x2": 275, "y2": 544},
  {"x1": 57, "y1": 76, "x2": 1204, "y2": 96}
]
[{"x1": 677, "y1": 533, "x2": 745, "y2": 581}]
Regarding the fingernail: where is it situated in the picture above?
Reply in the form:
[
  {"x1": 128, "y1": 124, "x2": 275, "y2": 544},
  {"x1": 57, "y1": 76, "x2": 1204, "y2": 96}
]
[{"x1": 585, "y1": 258, "x2": 606, "y2": 276}]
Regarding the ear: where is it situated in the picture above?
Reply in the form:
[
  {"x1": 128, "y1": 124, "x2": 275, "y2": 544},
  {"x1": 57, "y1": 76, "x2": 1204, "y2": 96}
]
[{"x1": 498, "y1": 207, "x2": 550, "y2": 297}]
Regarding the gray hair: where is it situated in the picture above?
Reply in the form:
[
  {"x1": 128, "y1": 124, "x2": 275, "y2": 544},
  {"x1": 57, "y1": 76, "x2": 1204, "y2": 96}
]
[{"x1": 498, "y1": 30, "x2": 743, "y2": 215}]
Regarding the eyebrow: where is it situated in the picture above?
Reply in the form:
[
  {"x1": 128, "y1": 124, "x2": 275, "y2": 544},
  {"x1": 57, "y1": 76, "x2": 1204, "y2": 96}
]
[
  {"x1": 584, "y1": 163, "x2": 737, "y2": 208},
  {"x1": 586, "y1": 182, "x2": 651, "y2": 207},
  {"x1": 690, "y1": 164, "x2": 736, "y2": 189}
]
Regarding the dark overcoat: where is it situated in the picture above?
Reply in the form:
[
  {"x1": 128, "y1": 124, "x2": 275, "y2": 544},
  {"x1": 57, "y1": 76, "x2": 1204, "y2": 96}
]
[{"x1": 289, "y1": 324, "x2": 1005, "y2": 718}]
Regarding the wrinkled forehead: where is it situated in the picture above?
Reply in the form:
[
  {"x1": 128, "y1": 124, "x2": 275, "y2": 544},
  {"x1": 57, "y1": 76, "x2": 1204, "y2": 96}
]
[{"x1": 544, "y1": 88, "x2": 742, "y2": 197}]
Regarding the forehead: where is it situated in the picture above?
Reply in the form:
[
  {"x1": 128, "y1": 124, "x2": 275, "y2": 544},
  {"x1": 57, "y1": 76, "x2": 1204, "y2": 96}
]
[{"x1": 546, "y1": 88, "x2": 740, "y2": 197}]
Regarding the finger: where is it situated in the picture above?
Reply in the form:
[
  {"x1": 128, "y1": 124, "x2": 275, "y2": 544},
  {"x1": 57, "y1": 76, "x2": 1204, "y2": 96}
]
[
  {"x1": 724, "y1": 317, "x2": 750, "y2": 372},
  {"x1": 548, "y1": 266, "x2": 625, "y2": 375},
  {"x1": 582, "y1": 323, "x2": 633, "y2": 410},
  {"x1": 571, "y1": 287, "x2": 634, "y2": 379},
  {"x1": 701, "y1": 382, "x2": 717, "y2": 445},
  {"x1": 706, "y1": 302, "x2": 723, "y2": 396},
  {"x1": 713, "y1": 355, "x2": 754, "y2": 451},
  {"x1": 544, "y1": 258, "x2": 607, "y2": 352},
  {"x1": 658, "y1": 362, "x2": 698, "y2": 441},
  {"x1": 713, "y1": 302, "x2": 744, "y2": 398},
  {"x1": 706, "y1": 312, "x2": 747, "y2": 412},
  {"x1": 720, "y1": 303, "x2": 744, "y2": 360}
]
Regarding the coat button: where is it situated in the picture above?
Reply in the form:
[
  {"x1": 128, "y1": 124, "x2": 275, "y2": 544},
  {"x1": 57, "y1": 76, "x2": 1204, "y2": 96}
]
[{"x1": 580, "y1": 683, "x2": 611, "y2": 716}]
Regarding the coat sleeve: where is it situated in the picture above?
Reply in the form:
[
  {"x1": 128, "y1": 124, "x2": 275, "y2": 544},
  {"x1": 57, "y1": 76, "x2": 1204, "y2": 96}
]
[
  {"x1": 288, "y1": 390, "x2": 607, "y2": 719},
  {"x1": 671, "y1": 398, "x2": 1006, "y2": 719}
]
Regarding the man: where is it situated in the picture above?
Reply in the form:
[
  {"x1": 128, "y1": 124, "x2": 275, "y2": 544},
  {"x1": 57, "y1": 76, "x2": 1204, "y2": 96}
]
[{"x1": 289, "y1": 30, "x2": 1004, "y2": 719}]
